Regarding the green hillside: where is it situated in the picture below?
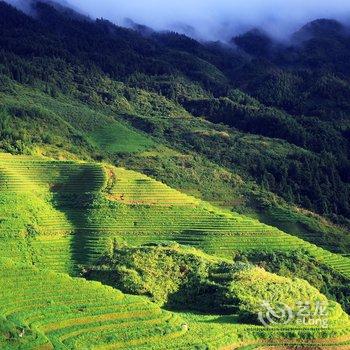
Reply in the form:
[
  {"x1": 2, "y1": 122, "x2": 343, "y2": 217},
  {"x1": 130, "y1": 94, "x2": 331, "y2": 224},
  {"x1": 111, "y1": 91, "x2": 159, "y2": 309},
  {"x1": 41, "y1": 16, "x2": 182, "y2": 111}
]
[
  {"x1": 0, "y1": 2, "x2": 350, "y2": 348},
  {"x1": 0, "y1": 258, "x2": 188, "y2": 350},
  {"x1": 0, "y1": 249, "x2": 349, "y2": 349},
  {"x1": 0, "y1": 152, "x2": 350, "y2": 348},
  {"x1": 1, "y1": 153, "x2": 349, "y2": 279},
  {"x1": 2, "y1": 77, "x2": 349, "y2": 259}
]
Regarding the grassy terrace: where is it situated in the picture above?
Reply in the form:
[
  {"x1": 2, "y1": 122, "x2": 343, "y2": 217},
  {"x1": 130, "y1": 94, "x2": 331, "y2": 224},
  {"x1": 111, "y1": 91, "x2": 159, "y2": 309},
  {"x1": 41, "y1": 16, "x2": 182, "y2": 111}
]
[
  {"x1": 0, "y1": 153, "x2": 350, "y2": 348},
  {"x1": 0, "y1": 258, "x2": 187, "y2": 350},
  {"x1": 0, "y1": 153, "x2": 106, "y2": 274},
  {"x1": 1, "y1": 258, "x2": 349, "y2": 349},
  {"x1": 2, "y1": 5, "x2": 350, "y2": 347},
  {"x1": 0, "y1": 153, "x2": 349, "y2": 278}
]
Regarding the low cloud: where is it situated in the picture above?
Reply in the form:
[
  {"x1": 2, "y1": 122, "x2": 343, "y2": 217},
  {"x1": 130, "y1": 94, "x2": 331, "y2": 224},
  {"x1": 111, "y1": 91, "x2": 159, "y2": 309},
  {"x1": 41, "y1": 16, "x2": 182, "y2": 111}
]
[{"x1": 5, "y1": 0, "x2": 350, "y2": 41}]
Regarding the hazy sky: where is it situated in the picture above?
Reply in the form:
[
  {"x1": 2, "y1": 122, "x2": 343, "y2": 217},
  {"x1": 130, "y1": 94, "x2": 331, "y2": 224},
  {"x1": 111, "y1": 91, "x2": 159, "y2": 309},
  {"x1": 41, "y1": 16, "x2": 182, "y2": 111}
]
[{"x1": 6, "y1": 0, "x2": 350, "y2": 40}]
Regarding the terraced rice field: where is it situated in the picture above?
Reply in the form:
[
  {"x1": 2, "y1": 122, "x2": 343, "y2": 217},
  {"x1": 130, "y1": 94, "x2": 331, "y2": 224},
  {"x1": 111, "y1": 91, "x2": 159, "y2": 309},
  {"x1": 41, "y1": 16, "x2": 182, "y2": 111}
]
[
  {"x1": 163, "y1": 312, "x2": 350, "y2": 350},
  {"x1": 0, "y1": 153, "x2": 349, "y2": 279},
  {"x1": 0, "y1": 153, "x2": 350, "y2": 349},
  {"x1": 0, "y1": 258, "x2": 186, "y2": 349},
  {"x1": 2, "y1": 257, "x2": 348, "y2": 349},
  {"x1": 106, "y1": 168, "x2": 201, "y2": 206},
  {"x1": 0, "y1": 153, "x2": 106, "y2": 274}
]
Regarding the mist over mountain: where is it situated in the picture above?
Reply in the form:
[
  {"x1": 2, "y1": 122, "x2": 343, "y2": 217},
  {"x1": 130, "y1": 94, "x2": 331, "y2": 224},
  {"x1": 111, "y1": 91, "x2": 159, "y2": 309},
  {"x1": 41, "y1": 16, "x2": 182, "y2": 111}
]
[
  {"x1": 5, "y1": 0, "x2": 350, "y2": 41},
  {"x1": 5, "y1": 0, "x2": 32, "y2": 13}
]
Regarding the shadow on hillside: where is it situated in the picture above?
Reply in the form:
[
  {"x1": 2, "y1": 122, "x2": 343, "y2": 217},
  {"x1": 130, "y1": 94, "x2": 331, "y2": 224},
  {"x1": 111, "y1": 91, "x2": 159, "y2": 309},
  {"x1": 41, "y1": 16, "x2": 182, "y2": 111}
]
[
  {"x1": 49, "y1": 166, "x2": 107, "y2": 274},
  {"x1": 52, "y1": 194, "x2": 97, "y2": 272}
]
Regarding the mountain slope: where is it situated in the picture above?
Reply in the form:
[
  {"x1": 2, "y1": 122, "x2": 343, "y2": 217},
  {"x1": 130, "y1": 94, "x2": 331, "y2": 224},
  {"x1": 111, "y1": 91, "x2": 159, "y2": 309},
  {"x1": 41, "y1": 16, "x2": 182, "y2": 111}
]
[
  {"x1": 1, "y1": 153, "x2": 349, "y2": 281},
  {"x1": 1, "y1": 0, "x2": 349, "y2": 254},
  {"x1": 2, "y1": 257, "x2": 349, "y2": 350},
  {"x1": 0, "y1": 258, "x2": 187, "y2": 350},
  {"x1": 1, "y1": 73, "x2": 349, "y2": 257},
  {"x1": 0, "y1": 2, "x2": 350, "y2": 348}
]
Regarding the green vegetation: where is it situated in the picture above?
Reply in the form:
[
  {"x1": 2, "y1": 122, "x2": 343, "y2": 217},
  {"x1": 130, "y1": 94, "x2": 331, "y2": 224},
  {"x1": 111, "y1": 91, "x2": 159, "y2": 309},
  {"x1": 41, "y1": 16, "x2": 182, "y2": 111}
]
[
  {"x1": 118, "y1": 123, "x2": 350, "y2": 255},
  {"x1": 0, "y1": 2, "x2": 349, "y2": 348},
  {"x1": 87, "y1": 124, "x2": 153, "y2": 154},
  {"x1": 231, "y1": 266, "x2": 346, "y2": 327},
  {"x1": 84, "y1": 245, "x2": 350, "y2": 347},
  {"x1": 0, "y1": 152, "x2": 349, "y2": 347},
  {"x1": 1, "y1": 245, "x2": 348, "y2": 349},
  {"x1": 0, "y1": 258, "x2": 187, "y2": 350},
  {"x1": 1, "y1": 152, "x2": 349, "y2": 284},
  {"x1": 84, "y1": 244, "x2": 348, "y2": 327},
  {"x1": 234, "y1": 250, "x2": 350, "y2": 314},
  {"x1": 1, "y1": 1, "x2": 350, "y2": 228},
  {"x1": 85, "y1": 243, "x2": 243, "y2": 310},
  {"x1": 0, "y1": 82, "x2": 158, "y2": 158}
]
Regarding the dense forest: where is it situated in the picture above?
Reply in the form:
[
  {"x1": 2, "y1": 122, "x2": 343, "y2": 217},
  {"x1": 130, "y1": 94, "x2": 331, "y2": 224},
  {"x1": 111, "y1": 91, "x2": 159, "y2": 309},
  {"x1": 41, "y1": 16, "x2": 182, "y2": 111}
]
[{"x1": 1, "y1": 0, "x2": 350, "y2": 225}]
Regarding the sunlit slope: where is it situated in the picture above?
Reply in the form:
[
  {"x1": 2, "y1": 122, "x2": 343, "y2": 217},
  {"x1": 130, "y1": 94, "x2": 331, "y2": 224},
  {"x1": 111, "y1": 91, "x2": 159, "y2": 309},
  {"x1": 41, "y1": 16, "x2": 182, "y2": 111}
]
[
  {"x1": 0, "y1": 153, "x2": 350, "y2": 349},
  {"x1": 0, "y1": 258, "x2": 186, "y2": 350},
  {"x1": 86, "y1": 165, "x2": 350, "y2": 279},
  {"x1": 1, "y1": 257, "x2": 349, "y2": 350},
  {"x1": 0, "y1": 153, "x2": 106, "y2": 274},
  {"x1": 0, "y1": 152, "x2": 349, "y2": 279}
]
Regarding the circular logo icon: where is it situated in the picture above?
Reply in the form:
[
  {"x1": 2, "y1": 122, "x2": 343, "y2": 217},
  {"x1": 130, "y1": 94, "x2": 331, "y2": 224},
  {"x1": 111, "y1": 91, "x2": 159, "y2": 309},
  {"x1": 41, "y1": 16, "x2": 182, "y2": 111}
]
[{"x1": 258, "y1": 301, "x2": 294, "y2": 326}]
